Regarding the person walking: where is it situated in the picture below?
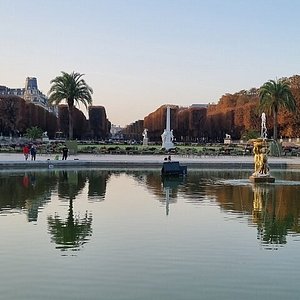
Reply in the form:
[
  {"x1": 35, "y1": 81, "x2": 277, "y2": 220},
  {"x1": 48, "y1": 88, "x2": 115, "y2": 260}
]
[
  {"x1": 62, "y1": 145, "x2": 69, "y2": 160},
  {"x1": 23, "y1": 145, "x2": 30, "y2": 160},
  {"x1": 30, "y1": 144, "x2": 37, "y2": 161}
]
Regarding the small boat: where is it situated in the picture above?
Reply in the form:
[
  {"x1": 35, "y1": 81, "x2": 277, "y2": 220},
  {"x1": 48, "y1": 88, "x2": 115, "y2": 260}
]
[{"x1": 161, "y1": 161, "x2": 187, "y2": 176}]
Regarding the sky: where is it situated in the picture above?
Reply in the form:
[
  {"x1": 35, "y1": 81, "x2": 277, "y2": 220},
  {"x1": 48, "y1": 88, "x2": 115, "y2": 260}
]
[{"x1": 1, "y1": 0, "x2": 300, "y2": 127}]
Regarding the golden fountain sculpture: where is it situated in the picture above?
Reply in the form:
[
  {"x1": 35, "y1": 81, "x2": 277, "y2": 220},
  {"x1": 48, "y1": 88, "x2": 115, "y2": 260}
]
[{"x1": 249, "y1": 113, "x2": 275, "y2": 183}]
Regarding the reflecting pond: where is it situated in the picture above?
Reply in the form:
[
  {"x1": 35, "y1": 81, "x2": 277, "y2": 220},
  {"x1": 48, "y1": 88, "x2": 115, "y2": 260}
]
[{"x1": 1, "y1": 169, "x2": 300, "y2": 299}]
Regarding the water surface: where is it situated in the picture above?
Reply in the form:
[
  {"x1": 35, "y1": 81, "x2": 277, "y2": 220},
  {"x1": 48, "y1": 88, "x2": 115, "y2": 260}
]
[{"x1": 0, "y1": 169, "x2": 300, "y2": 299}]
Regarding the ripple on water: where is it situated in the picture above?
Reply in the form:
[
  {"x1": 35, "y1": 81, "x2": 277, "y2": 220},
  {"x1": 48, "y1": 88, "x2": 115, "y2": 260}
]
[{"x1": 218, "y1": 179, "x2": 300, "y2": 186}]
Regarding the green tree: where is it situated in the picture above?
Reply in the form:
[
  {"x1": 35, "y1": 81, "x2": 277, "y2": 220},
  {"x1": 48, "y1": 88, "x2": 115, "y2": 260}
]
[
  {"x1": 48, "y1": 71, "x2": 93, "y2": 140},
  {"x1": 25, "y1": 126, "x2": 43, "y2": 140},
  {"x1": 241, "y1": 129, "x2": 260, "y2": 140},
  {"x1": 259, "y1": 79, "x2": 296, "y2": 140}
]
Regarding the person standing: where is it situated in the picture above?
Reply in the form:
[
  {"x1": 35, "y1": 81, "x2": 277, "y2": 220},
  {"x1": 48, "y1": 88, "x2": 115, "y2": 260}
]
[
  {"x1": 62, "y1": 145, "x2": 69, "y2": 160},
  {"x1": 30, "y1": 144, "x2": 37, "y2": 161},
  {"x1": 23, "y1": 145, "x2": 30, "y2": 160}
]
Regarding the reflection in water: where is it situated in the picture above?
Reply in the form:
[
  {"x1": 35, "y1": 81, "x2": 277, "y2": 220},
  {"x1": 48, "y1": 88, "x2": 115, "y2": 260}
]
[
  {"x1": 162, "y1": 177, "x2": 185, "y2": 215},
  {"x1": 88, "y1": 170, "x2": 109, "y2": 201},
  {"x1": 0, "y1": 170, "x2": 111, "y2": 216},
  {"x1": 48, "y1": 170, "x2": 111, "y2": 252},
  {"x1": 252, "y1": 184, "x2": 298, "y2": 250},
  {"x1": 112, "y1": 170, "x2": 300, "y2": 249},
  {"x1": 47, "y1": 199, "x2": 93, "y2": 252},
  {"x1": 128, "y1": 170, "x2": 300, "y2": 249},
  {"x1": 0, "y1": 170, "x2": 111, "y2": 254},
  {"x1": 57, "y1": 170, "x2": 86, "y2": 201},
  {"x1": 0, "y1": 171, "x2": 57, "y2": 221},
  {"x1": 1, "y1": 169, "x2": 300, "y2": 251},
  {"x1": 3, "y1": 169, "x2": 300, "y2": 299}
]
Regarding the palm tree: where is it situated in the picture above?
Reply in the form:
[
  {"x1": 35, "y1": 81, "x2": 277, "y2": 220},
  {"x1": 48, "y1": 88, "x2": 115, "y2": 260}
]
[
  {"x1": 48, "y1": 71, "x2": 93, "y2": 139},
  {"x1": 259, "y1": 79, "x2": 296, "y2": 140}
]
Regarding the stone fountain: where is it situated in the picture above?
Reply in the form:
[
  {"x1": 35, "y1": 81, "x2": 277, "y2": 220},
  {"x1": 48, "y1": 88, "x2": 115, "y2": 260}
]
[{"x1": 249, "y1": 113, "x2": 275, "y2": 183}]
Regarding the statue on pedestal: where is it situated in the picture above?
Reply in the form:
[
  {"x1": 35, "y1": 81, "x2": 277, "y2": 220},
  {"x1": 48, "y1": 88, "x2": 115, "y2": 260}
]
[
  {"x1": 161, "y1": 106, "x2": 175, "y2": 151},
  {"x1": 252, "y1": 141, "x2": 269, "y2": 176},
  {"x1": 142, "y1": 128, "x2": 149, "y2": 146},
  {"x1": 42, "y1": 131, "x2": 49, "y2": 142},
  {"x1": 249, "y1": 113, "x2": 275, "y2": 183},
  {"x1": 224, "y1": 133, "x2": 232, "y2": 144}
]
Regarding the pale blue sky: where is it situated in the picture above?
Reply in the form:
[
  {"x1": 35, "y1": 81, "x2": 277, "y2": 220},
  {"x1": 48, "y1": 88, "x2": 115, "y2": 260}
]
[{"x1": 1, "y1": 0, "x2": 299, "y2": 126}]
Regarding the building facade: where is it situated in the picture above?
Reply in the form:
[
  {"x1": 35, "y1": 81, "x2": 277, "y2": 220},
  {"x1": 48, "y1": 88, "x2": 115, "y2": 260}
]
[{"x1": 0, "y1": 77, "x2": 57, "y2": 115}]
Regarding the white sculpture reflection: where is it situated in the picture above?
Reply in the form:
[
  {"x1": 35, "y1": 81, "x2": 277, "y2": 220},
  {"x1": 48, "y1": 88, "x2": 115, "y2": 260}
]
[{"x1": 162, "y1": 177, "x2": 184, "y2": 216}]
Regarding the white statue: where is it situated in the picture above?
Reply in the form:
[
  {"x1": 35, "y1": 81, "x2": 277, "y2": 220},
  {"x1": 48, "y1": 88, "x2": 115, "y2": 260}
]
[
  {"x1": 142, "y1": 128, "x2": 149, "y2": 146},
  {"x1": 161, "y1": 129, "x2": 167, "y2": 144},
  {"x1": 261, "y1": 112, "x2": 267, "y2": 139},
  {"x1": 161, "y1": 106, "x2": 175, "y2": 150},
  {"x1": 225, "y1": 134, "x2": 231, "y2": 139},
  {"x1": 170, "y1": 129, "x2": 174, "y2": 141},
  {"x1": 42, "y1": 131, "x2": 49, "y2": 142},
  {"x1": 262, "y1": 112, "x2": 266, "y2": 124},
  {"x1": 142, "y1": 129, "x2": 148, "y2": 139}
]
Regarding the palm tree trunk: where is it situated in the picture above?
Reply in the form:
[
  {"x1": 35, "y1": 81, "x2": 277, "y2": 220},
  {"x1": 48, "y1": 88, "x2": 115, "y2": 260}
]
[
  {"x1": 68, "y1": 105, "x2": 74, "y2": 140},
  {"x1": 273, "y1": 108, "x2": 278, "y2": 140}
]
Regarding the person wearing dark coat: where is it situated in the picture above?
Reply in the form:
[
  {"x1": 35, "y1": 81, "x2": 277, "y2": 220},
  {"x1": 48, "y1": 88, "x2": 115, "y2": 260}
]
[
  {"x1": 62, "y1": 146, "x2": 69, "y2": 160},
  {"x1": 30, "y1": 145, "x2": 37, "y2": 161}
]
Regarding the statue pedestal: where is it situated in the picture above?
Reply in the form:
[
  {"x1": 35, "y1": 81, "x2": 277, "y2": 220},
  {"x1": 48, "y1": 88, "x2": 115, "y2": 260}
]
[
  {"x1": 163, "y1": 141, "x2": 175, "y2": 151},
  {"x1": 143, "y1": 138, "x2": 148, "y2": 146},
  {"x1": 42, "y1": 137, "x2": 49, "y2": 142},
  {"x1": 224, "y1": 138, "x2": 232, "y2": 145},
  {"x1": 249, "y1": 176, "x2": 275, "y2": 183}
]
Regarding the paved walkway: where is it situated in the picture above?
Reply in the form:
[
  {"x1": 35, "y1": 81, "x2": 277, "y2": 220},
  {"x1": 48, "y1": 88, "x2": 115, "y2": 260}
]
[{"x1": 0, "y1": 153, "x2": 300, "y2": 170}]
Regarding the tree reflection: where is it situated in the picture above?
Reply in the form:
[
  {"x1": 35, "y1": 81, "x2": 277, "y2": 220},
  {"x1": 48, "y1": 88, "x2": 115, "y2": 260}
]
[
  {"x1": 48, "y1": 170, "x2": 92, "y2": 252},
  {"x1": 57, "y1": 170, "x2": 86, "y2": 201},
  {"x1": 177, "y1": 170, "x2": 300, "y2": 249},
  {"x1": 2, "y1": 169, "x2": 300, "y2": 251},
  {"x1": 47, "y1": 170, "x2": 111, "y2": 252},
  {"x1": 0, "y1": 171, "x2": 57, "y2": 221},
  {"x1": 253, "y1": 185, "x2": 295, "y2": 249},
  {"x1": 48, "y1": 198, "x2": 92, "y2": 252},
  {"x1": 87, "y1": 170, "x2": 111, "y2": 201}
]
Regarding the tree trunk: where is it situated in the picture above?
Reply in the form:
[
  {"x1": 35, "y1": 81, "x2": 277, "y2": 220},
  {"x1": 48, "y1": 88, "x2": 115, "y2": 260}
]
[
  {"x1": 273, "y1": 108, "x2": 278, "y2": 140},
  {"x1": 68, "y1": 105, "x2": 73, "y2": 140}
]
